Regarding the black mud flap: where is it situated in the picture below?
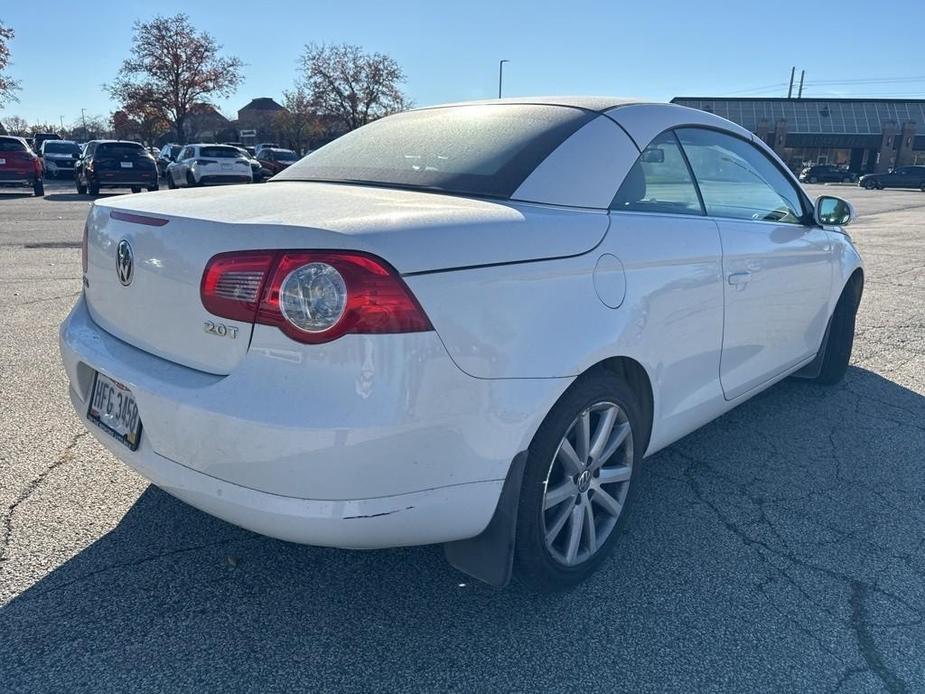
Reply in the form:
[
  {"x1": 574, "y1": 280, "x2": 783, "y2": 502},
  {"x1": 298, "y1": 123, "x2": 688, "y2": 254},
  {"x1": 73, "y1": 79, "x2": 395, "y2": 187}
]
[
  {"x1": 793, "y1": 305, "x2": 834, "y2": 379},
  {"x1": 443, "y1": 451, "x2": 528, "y2": 587}
]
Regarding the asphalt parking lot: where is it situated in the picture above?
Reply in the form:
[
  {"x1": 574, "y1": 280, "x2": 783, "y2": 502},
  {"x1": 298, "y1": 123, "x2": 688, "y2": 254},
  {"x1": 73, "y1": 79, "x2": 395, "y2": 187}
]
[{"x1": 1, "y1": 179, "x2": 923, "y2": 693}]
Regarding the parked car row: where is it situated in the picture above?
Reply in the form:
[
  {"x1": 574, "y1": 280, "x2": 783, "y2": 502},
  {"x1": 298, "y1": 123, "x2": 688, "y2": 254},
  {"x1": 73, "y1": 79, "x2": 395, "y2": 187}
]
[{"x1": 156, "y1": 141, "x2": 301, "y2": 183}]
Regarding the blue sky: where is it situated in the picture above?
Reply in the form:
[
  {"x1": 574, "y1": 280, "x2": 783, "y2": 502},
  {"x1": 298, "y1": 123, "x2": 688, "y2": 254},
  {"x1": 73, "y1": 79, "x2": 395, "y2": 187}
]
[{"x1": 2, "y1": 0, "x2": 923, "y2": 126}]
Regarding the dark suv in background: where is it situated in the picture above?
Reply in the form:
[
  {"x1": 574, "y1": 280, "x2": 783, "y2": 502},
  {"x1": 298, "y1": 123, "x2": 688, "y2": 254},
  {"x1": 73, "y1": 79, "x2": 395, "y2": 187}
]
[
  {"x1": 859, "y1": 166, "x2": 925, "y2": 191},
  {"x1": 75, "y1": 140, "x2": 159, "y2": 195},
  {"x1": 798, "y1": 164, "x2": 856, "y2": 184}
]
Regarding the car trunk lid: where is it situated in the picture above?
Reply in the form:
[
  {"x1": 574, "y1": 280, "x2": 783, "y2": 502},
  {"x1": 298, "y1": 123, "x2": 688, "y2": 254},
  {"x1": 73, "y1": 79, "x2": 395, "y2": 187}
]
[{"x1": 85, "y1": 182, "x2": 607, "y2": 374}]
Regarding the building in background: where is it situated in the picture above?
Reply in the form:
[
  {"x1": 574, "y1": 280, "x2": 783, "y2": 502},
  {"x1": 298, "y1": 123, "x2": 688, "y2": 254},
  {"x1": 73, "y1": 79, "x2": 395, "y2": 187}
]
[
  {"x1": 235, "y1": 97, "x2": 287, "y2": 145},
  {"x1": 671, "y1": 97, "x2": 925, "y2": 174}
]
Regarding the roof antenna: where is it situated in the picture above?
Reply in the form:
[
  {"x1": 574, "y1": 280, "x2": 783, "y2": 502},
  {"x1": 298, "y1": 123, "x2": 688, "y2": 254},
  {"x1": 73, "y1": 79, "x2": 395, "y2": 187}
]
[
  {"x1": 797, "y1": 70, "x2": 805, "y2": 99},
  {"x1": 787, "y1": 67, "x2": 795, "y2": 99}
]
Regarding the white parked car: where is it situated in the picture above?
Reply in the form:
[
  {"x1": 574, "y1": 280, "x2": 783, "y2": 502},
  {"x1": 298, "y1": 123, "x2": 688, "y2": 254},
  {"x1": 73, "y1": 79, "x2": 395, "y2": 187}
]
[
  {"x1": 60, "y1": 98, "x2": 863, "y2": 590},
  {"x1": 165, "y1": 143, "x2": 253, "y2": 188}
]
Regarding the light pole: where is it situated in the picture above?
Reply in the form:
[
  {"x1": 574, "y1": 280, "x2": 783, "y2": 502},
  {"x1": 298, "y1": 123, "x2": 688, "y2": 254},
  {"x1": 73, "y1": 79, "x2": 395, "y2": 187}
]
[{"x1": 498, "y1": 59, "x2": 509, "y2": 99}]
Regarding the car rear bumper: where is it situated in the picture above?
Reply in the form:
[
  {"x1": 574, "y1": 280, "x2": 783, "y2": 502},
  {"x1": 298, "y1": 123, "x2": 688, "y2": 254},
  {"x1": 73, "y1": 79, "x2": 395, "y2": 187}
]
[
  {"x1": 59, "y1": 295, "x2": 567, "y2": 547},
  {"x1": 198, "y1": 174, "x2": 252, "y2": 184},
  {"x1": 93, "y1": 171, "x2": 157, "y2": 187},
  {"x1": 0, "y1": 171, "x2": 36, "y2": 186}
]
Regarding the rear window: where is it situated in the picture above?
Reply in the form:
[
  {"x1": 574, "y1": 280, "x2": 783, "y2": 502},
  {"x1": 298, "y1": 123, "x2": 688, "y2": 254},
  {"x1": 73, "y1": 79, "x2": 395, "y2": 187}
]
[
  {"x1": 96, "y1": 142, "x2": 145, "y2": 157},
  {"x1": 270, "y1": 149, "x2": 298, "y2": 161},
  {"x1": 275, "y1": 104, "x2": 595, "y2": 198},
  {"x1": 0, "y1": 137, "x2": 27, "y2": 152},
  {"x1": 200, "y1": 146, "x2": 240, "y2": 159},
  {"x1": 44, "y1": 142, "x2": 80, "y2": 155}
]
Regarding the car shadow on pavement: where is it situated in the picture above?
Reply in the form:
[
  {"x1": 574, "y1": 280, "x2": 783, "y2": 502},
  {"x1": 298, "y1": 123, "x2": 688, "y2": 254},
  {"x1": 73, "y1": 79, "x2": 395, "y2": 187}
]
[{"x1": 2, "y1": 366, "x2": 924, "y2": 692}]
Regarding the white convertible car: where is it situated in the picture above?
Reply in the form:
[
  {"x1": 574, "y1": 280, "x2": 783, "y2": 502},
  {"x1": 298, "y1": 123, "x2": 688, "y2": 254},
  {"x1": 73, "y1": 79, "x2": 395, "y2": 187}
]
[{"x1": 60, "y1": 98, "x2": 863, "y2": 590}]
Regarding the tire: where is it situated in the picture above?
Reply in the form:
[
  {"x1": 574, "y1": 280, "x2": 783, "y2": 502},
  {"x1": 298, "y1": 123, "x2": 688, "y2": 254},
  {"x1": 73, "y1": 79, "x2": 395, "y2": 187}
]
[
  {"x1": 130, "y1": 186, "x2": 142, "y2": 193},
  {"x1": 166, "y1": 171, "x2": 177, "y2": 189},
  {"x1": 811, "y1": 280, "x2": 861, "y2": 386},
  {"x1": 33, "y1": 180, "x2": 44, "y2": 197},
  {"x1": 147, "y1": 183, "x2": 159, "y2": 192},
  {"x1": 87, "y1": 177, "x2": 99, "y2": 196},
  {"x1": 514, "y1": 371, "x2": 644, "y2": 591},
  {"x1": 863, "y1": 180, "x2": 876, "y2": 190},
  {"x1": 187, "y1": 171, "x2": 198, "y2": 188},
  {"x1": 809, "y1": 176, "x2": 818, "y2": 184}
]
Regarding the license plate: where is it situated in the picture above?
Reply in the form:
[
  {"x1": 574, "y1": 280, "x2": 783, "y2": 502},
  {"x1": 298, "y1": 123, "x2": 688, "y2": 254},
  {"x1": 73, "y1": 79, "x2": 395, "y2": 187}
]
[
  {"x1": 87, "y1": 372, "x2": 142, "y2": 451},
  {"x1": 0, "y1": 158, "x2": 5, "y2": 165},
  {"x1": 221, "y1": 163, "x2": 232, "y2": 170},
  {"x1": 121, "y1": 161, "x2": 133, "y2": 168}
]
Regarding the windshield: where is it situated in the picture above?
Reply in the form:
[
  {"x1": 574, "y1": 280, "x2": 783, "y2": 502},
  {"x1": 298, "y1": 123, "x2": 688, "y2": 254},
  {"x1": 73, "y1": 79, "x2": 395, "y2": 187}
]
[
  {"x1": 96, "y1": 142, "x2": 146, "y2": 157},
  {"x1": 275, "y1": 104, "x2": 595, "y2": 198},
  {"x1": 44, "y1": 142, "x2": 80, "y2": 155},
  {"x1": 200, "y1": 146, "x2": 241, "y2": 159},
  {"x1": 272, "y1": 149, "x2": 299, "y2": 161}
]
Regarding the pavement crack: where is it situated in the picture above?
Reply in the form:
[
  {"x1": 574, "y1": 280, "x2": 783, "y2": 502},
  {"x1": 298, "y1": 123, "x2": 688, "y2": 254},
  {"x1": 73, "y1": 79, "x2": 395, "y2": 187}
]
[
  {"x1": 0, "y1": 431, "x2": 89, "y2": 564},
  {"x1": 849, "y1": 581, "x2": 910, "y2": 694},
  {"x1": 25, "y1": 537, "x2": 256, "y2": 600},
  {"x1": 15, "y1": 291, "x2": 80, "y2": 307}
]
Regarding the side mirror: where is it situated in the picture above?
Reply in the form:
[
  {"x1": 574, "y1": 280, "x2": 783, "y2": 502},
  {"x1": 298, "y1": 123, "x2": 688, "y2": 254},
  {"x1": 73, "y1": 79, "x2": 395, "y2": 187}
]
[
  {"x1": 815, "y1": 195, "x2": 856, "y2": 227},
  {"x1": 640, "y1": 147, "x2": 665, "y2": 164}
]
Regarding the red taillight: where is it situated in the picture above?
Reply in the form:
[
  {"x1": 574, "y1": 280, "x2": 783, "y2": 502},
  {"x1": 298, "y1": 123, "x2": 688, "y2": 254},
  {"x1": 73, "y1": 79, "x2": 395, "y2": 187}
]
[
  {"x1": 200, "y1": 251, "x2": 277, "y2": 322},
  {"x1": 33, "y1": 156, "x2": 42, "y2": 176},
  {"x1": 200, "y1": 250, "x2": 432, "y2": 344}
]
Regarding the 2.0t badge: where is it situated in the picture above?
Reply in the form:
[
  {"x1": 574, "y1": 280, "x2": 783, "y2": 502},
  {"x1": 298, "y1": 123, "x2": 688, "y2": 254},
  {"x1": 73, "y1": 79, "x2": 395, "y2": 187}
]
[{"x1": 116, "y1": 239, "x2": 134, "y2": 286}]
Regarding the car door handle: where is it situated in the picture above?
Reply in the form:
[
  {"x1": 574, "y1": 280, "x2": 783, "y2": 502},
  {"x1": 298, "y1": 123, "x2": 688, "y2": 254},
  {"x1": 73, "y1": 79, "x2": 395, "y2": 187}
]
[{"x1": 728, "y1": 272, "x2": 752, "y2": 288}]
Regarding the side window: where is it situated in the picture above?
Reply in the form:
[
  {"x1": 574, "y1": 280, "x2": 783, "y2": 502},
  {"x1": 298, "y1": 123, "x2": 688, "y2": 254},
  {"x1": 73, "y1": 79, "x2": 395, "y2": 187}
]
[
  {"x1": 179, "y1": 147, "x2": 192, "y2": 161},
  {"x1": 676, "y1": 128, "x2": 805, "y2": 224},
  {"x1": 611, "y1": 131, "x2": 703, "y2": 216}
]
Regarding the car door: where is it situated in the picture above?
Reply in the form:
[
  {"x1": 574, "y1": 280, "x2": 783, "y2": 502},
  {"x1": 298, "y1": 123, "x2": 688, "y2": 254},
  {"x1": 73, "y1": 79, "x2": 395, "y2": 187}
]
[
  {"x1": 890, "y1": 167, "x2": 912, "y2": 189},
  {"x1": 676, "y1": 127, "x2": 834, "y2": 401},
  {"x1": 608, "y1": 130, "x2": 726, "y2": 435}
]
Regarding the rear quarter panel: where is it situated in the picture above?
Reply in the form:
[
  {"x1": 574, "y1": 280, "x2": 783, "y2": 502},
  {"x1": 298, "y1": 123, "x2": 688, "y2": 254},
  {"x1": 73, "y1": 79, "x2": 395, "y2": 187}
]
[{"x1": 406, "y1": 211, "x2": 728, "y2": 454}]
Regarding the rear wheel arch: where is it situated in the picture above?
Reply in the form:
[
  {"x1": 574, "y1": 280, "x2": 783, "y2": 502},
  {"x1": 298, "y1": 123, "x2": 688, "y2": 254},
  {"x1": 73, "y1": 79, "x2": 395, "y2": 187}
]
[
  {"x1": 582, "y1": 356, "x2": 654, "y2": 458},
  {"x1": 443, "y1": 354, "x2": 655, "y2": 587}
]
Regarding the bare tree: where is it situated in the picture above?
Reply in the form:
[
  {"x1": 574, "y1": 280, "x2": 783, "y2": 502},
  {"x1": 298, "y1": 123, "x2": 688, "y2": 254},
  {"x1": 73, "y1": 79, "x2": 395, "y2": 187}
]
[
  {"x1": 273, "y1": 88, "x2": 322, "y2": 153},
  {"x1": 1, "y1": 114, "x2": 28, "y2": 135},
  {"x1": 69, "y1": 114, "x2": 108, "y2": 142},
  {"x1": 107, "y1": 13, "x2": 243, "y2": 144},
  {"x1": 0, "y1": 21, "x2": 21, "y2": 107},
  {"x1": 296, "y1": 43, "x2": 409, "y2": 131}
]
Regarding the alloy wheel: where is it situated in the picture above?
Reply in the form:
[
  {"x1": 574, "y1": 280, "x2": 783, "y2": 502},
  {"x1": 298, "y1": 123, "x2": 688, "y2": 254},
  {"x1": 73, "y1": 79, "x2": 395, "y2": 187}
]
[{"x1": 541, "y1": 401, "x2": 633, "y2": 566}]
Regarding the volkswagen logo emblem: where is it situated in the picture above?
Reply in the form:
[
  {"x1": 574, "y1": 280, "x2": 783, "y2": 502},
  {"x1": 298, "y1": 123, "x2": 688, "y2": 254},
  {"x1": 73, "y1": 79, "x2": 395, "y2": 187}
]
[{"x1": 116, "y1": 239, "x2": 134, "y2": 286}]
